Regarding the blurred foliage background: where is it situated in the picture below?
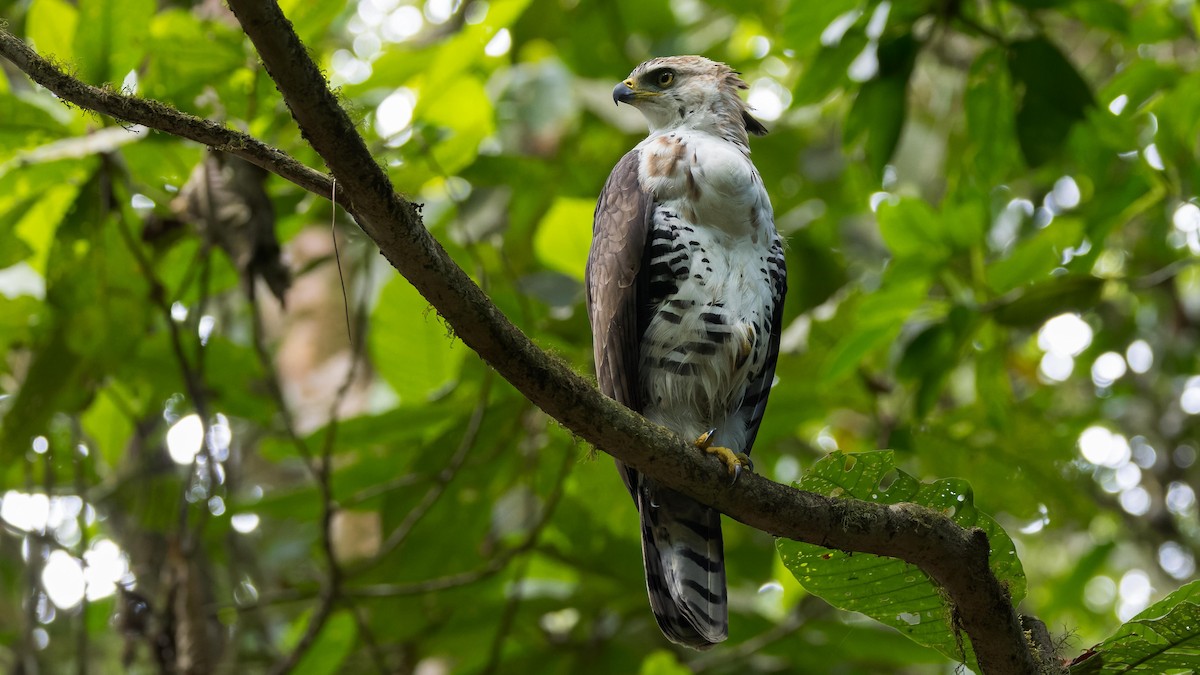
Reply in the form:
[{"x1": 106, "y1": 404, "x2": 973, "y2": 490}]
[{"x1": 1, "y1": 0, "x2": 1200, "y2": 672}]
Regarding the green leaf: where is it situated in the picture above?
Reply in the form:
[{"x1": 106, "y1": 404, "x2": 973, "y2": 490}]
[
  {"x1": 369, "y1": 276, "x2": 466, "y2": 404},
  {"x1": 0, "y1": 94, "x2": 69, "y2": 156},
  {"x1": 992, "y1": 275, "x2": 1103, "y2": 327},
  {"x1": 1008, "y1": 37, "x2": 1095, "y2": 167},
  {"x1": 986, "y1": 217, "x2": 1085, "y2": 294},
  {"x1": 0, "y1": 325, "x2": 87, "y2": 460},
  {"x1": 965, "y1": 47, "x2": 1019, "y2": 184},
  {"x1": 73, "y1": 0, "x2": 156, "y2": 84},
  {"x1": 897, "y1": 306, "x2": 978, "y2": 417},
  {"x1": 277, "y1": 0, "x2": 345, "y2": 45},
  {"x1": 142, "y1": 10, "x2": 247, "y2": 106},
  {"x1": 777, "y1": 451, "x2": 1025, "y2": 672},
  {"x1": 1071, "y1": 578, "x2": 1200, "y2": 673},
  {"x1": 876, "y1": 197, "x2": 948, "y2": 261},
  {"x1": 1, "y1": 167, "x2": 149, "y2": 461},
  {"x1": 823, "y1": 268, "x2": 931, "y2": 380},
  {"x1": 1064, "y1": 0, "x2": 1131, "y2": 35},
  {"x1": 793, "y1": 35, "x2": 869, "y2": 106},
  {"x1": 26, "y1": 0, "x2": 79, "y2": 62},
  {"x1": 414, "y1": 75, "x2": 495, "y2": 176},
  {"x1": 284, "y1": 610, "x2": 358, "y2": 675},
  {"x1": 1100, "y1": 60, "x2": 1180, "y2": 118},
  {"x1": 638, "y1": 650, "x2": 692, "y2": 675},
  {"x1": 534, "y1": 197, "x2": 594, "y2": 280},
  {"x1": 784, "y1": 228, "x2": 848, "y2": 316},
  {"x1": 845, "y1": 35, "x2": 918, "y2": 177},
  {"x1": 782, "y1": 0, "x2": 862, "y2": 57}
]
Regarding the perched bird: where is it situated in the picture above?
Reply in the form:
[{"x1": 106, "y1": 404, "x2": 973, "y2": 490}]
[{"x1": 586, "y1": 56, "x2": 787, "y2": 649}]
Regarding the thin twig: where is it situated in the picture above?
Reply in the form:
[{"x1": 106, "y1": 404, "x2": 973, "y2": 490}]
[
  {"x1": 260, "y1": 244, "x2": 374, "y2": 675},
  {"x1": 0, "y1": 30, "x2": 342, "y2": 203},
  {"x1": 330, "y1": 179, "x2": 354, "y2": 345}
]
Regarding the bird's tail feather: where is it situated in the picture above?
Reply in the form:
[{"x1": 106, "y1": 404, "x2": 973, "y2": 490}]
[{"x1": 638, "y1": 485, "x2": 728, "y2": 649}]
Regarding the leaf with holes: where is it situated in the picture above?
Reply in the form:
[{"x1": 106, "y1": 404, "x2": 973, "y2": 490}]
[
  {"x1": 1070, "y1": 578, "x2": 1200, "y2": 673},
  {"x1": 776, "y1": 451, "x2": 1025, "y2": 671}
]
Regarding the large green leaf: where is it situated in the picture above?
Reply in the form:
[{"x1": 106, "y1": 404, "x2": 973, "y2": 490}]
[
  {"x1": 1008, "y1": 37, "x2": 1095, "y2": 167},
  {"x1": 142, "y1": 10, "x2": 247, "y2": 107},
  {"x1": 369, "y1": 276, "x2": 466, "y2": 404},
  {"x1": 845, "y1": 34, "x2": 918, "y2": 177},
  {"x1": 1071, "y1": 579, "x2": 1200, "y2": 673},
  {"x1": 793, "y1": 34, "x2": 869, "y2": 106},
  {"x1": 992, "y1": 275, "x2": 1103, "y2": 327},
  {"x1": 777, "y1": 451, "x2": 1025, "y2": 671},
  {"x1": 986, "y1": 217, "x2": 1086, "y2": 294},
  {"x1": 0, "y1": 94, "x2": 69, "y2": 156},
  {"x1": 876, "y1": 197, "x2": 950, "y2": 261},
  {"x1": 26, "y1": 0, "x2": 79, "y2": 63},
  {"x1": 283, "y1": 610, "x2": 358, "y2": 675},
  {"x1": 72, "y1": 0, "x2": 155, "y2": 84},
  {"x1": 782, "y1": 0, "x2": 863, "y2": 57},
  {"x1": 964, "y1": 47, "x2": 1019, "y2": 184},
  {"x1": 534, "y1": 196, "x2": 594, "y2": 281},
  {"x1": 0, "y1": 167, "x2": 150, "y2": 460}
]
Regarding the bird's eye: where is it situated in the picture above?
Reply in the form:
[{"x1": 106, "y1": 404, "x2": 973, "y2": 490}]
[{"x1": 656, "y1": 70, "x2": 674, "y2": 87}]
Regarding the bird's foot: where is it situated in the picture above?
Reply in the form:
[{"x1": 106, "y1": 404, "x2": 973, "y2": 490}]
[{"x1": 694, "y1": 428, "x2": 754, "y2": 485}]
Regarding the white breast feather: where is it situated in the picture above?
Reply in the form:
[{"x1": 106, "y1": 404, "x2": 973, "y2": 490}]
[{"x1": 636, "y1": 129, "x2": 777, "y2": 451}]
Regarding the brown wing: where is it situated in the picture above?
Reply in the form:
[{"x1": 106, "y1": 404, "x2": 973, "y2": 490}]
[{"x1": 585, "y1": 149, "x2": 652, "y2": 411}]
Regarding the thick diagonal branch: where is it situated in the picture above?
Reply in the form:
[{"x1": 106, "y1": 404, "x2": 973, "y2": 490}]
[{"x1": 0, "y1": 20, "x2": 1037, "y2": 675}]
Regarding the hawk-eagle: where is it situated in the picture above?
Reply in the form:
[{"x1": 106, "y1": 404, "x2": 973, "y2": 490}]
[{"x1": 585, "y1": 56, "x2": 787, "y2": 649}]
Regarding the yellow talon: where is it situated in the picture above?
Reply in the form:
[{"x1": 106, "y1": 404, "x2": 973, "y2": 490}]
[{"x1": 694, "y1": 429, "x2": 754, "y2": 484}]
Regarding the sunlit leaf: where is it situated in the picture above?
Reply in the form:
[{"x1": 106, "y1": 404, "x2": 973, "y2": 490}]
[
  {"x1": 369, "y1": 276, "x2": 466, "y2": 404},
  {"x1": 26, "y1": 0, "x2": 79, "y2": 63},
  {"x1": 638, "y1": 650, "x2": 691, "y2": 675},
  {"x1": 414, "y1": 75, "x2": 495, "y2": 176},
  {"x1": 0, "y1": 94, "x2": 69, "y2": 156},
  {"x1": 534, "y1": 197, "x2": 594, "y2": 280},
  {"x1": 142, "y1": 10, "x2": 247, "y2": 106},
  {"x1": 73, "y1": 0, "x2": 155, "y2": 84}
]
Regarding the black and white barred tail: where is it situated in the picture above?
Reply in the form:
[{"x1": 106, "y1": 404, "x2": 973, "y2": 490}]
[{"x1": 637, "y1": 479, "x2": 727, "y2": 649}]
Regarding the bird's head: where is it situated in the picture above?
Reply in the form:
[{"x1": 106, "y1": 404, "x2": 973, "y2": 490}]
[{"x1": 613, "y1": 55, "x2": 767, "y2": 140}]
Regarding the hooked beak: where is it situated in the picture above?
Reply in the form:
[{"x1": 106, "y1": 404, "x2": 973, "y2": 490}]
[{"x1": 612, "y1": 80, "x2": 636, "y2": 106}]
